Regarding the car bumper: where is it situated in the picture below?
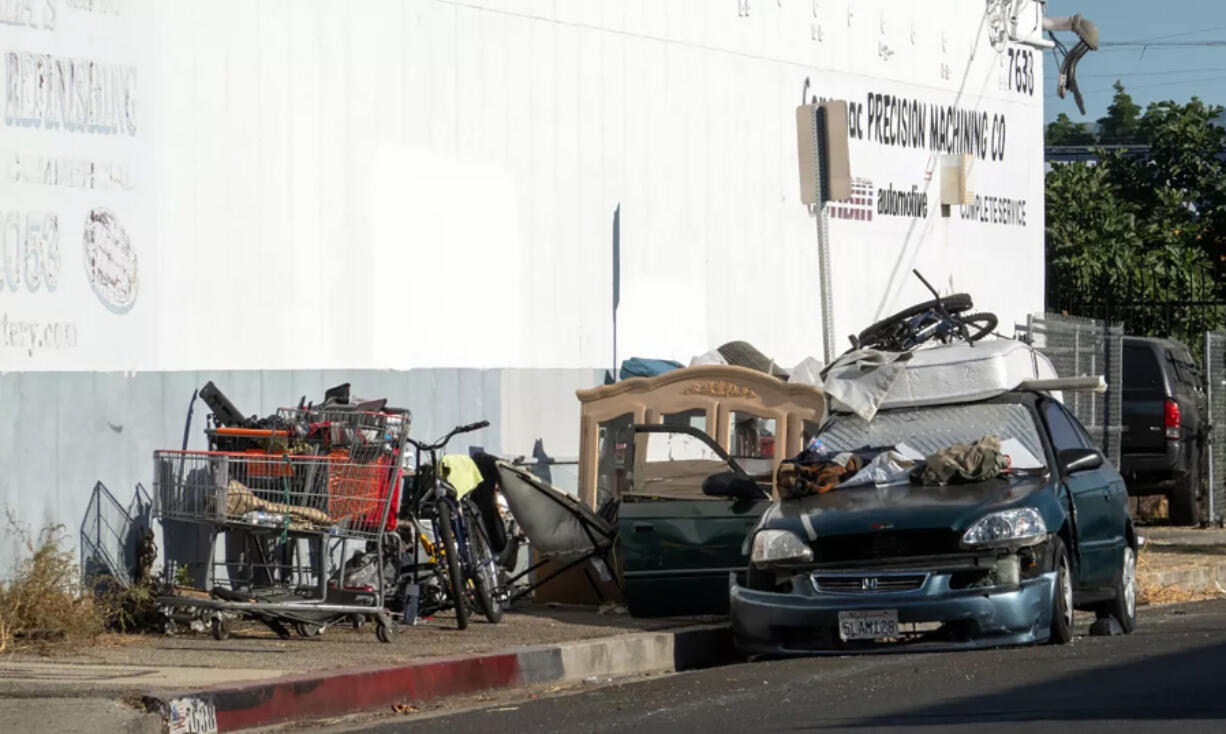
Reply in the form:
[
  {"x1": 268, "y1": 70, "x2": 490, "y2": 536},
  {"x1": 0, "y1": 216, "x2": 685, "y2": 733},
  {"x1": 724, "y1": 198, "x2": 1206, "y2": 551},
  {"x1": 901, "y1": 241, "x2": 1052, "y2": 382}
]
[
  {"x1": 729, "y1": 569, "x2": 1057, "y2": 656},
  {"x1": 1122, "y1": 441, "x2": 1185, "y2": 491}
]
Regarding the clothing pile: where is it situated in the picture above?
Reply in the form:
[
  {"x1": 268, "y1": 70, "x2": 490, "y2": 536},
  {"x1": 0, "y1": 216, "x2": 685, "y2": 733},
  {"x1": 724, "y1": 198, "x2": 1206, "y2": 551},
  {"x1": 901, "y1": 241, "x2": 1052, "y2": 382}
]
[
  {"x1": 777, "y1": 449, "x2": 863, "y2": 499},
  {"x1": 776, "y1": 434, "x2": 1016, "y2": 498},
  {"x1": 917, "y1": 435, "x2": 1010, "y2": 485}
]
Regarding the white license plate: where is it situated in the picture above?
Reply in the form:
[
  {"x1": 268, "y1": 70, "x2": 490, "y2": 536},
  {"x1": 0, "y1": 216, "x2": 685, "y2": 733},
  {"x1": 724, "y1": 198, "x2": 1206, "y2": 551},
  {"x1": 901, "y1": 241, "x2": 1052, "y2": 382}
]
[{"x1": 838, "y1": 609, "x2": 899, "y2": 641}]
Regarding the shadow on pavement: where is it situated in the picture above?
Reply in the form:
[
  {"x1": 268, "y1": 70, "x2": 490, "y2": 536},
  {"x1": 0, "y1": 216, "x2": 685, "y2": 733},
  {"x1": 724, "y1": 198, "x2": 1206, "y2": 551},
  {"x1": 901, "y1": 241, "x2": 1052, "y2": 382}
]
[
  {"x1": 827, "y1": 640, "x2": 1226, "y2": 727},
  {"x1": 509, "y1": 602, "x2": 720, "y2": 631}
]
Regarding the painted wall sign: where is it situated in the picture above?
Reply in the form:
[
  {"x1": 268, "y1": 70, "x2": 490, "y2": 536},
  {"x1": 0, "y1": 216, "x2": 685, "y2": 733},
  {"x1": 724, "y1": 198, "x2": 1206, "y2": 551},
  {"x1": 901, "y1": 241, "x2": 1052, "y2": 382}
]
[
  {"x1": 83, "y1": 207, "x2": 136, "y2": 311},
  {"x1": 0, "y1": 1, "x2": 1043, "y2": 373},
  {"x1": 0, "y1": 0, "x2": 151, "y2": 369}
]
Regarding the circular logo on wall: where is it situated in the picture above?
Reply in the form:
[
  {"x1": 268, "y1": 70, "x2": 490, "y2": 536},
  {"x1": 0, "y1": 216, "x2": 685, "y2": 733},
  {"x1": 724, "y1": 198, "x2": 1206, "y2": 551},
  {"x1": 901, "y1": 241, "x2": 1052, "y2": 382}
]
[{"x1": 83, "y1": 208, "x2": 138, "y2": 313}]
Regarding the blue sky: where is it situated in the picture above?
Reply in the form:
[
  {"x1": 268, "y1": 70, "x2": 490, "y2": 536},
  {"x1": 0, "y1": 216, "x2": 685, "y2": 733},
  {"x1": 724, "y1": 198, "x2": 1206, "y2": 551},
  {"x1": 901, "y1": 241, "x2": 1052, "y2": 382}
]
[{"x1": 1043, "y1": 0, "x2": 1226, "y2": 124}]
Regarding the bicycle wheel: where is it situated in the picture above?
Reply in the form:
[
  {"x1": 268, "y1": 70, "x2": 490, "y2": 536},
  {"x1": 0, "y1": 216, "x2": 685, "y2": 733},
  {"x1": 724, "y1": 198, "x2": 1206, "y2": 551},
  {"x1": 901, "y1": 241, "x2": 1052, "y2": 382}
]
[
  {"x1": 856, "y1": 294, "x2": 975, "y2": 351},
  {"x1": 435, "y1": 501, "x2": 469, "y2": 630},
  {"x1": 956, "y1": 312, "x2": 998, "y2": 343},
  {"x1": 465, "y1": 504, "x2": 504, "y2": 623}
]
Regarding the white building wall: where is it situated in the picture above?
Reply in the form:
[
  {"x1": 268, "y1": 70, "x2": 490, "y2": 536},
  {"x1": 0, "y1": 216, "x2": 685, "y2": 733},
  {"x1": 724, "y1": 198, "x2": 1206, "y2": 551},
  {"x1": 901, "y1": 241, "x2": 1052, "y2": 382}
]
[
  {"x1": 4, "y1": 0, "x2": 1045, "y2": 374},
  {"x1": 0, "y1": 0, "x2": 1048, "y2": 575}
]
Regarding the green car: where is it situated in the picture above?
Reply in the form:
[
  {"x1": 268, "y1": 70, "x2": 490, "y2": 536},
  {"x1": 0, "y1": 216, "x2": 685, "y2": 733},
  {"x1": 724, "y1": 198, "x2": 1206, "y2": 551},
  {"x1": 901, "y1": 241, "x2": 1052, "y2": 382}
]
[
  {"x1": 618, "y1": 424, "x2": 772, "y2": 617},
  {"x1": 729, "y1": 390, "x2": 1138, "y2": 654}
]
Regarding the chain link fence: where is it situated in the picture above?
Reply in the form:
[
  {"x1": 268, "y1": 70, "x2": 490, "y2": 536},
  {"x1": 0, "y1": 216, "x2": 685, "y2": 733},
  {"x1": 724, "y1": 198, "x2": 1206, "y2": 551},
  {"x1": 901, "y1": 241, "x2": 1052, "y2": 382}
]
[
  {"x1": 1205, "y1": 332, "x2": 1226, "y2": 524},
  {"x1": 1016, "y1": 313, "x2": 1124, "y2": 467}
]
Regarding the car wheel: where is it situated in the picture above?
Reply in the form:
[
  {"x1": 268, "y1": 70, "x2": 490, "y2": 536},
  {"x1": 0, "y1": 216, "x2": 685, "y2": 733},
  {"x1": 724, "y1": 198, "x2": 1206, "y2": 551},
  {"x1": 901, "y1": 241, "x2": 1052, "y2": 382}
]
[
  {"x1": 1169, "y1": 447, "x2": 1201, "y2": 526},
  {"x1": 1049, "y1": 536, "x2": 1074, "y2": 645},
  {"x1": 1093, "y1": 544, "x2": 1137, "y2": 634}
]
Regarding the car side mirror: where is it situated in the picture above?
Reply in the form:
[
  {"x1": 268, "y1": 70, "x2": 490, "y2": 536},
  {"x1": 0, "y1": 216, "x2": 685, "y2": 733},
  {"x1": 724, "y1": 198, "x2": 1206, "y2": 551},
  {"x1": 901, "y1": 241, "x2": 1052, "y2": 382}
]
[
  {"x1": 702, "y1": 471, "x2": 768, "y2": 500},
  {"x1": 1059, "y1": 447, "x2": 1103, "y2": 475}
]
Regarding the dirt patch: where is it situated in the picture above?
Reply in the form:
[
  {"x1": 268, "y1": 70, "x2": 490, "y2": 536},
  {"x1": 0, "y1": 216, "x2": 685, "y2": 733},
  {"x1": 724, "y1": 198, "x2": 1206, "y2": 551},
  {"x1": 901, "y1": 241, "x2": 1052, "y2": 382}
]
[{"x1": 1130, "y1": 495, "x2": 1169, "y2": 523}]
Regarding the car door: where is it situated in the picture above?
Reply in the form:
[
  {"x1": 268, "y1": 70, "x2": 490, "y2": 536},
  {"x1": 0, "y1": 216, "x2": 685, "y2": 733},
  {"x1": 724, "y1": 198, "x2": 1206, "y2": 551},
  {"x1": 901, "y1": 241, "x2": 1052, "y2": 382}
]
[
  {"x1": 617, "y1": 424, "x2": 770, "y2": 616},
  {"x1": 1042, "y1": 400, "x2": 1124, "y2": 589}
]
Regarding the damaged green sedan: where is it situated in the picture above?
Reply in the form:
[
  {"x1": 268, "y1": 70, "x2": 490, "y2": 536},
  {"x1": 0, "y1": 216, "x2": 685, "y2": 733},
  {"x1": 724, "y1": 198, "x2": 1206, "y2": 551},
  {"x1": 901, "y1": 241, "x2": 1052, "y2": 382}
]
[{"x1": 729, "y1": 356, "x2": 1138, "y2": 654}]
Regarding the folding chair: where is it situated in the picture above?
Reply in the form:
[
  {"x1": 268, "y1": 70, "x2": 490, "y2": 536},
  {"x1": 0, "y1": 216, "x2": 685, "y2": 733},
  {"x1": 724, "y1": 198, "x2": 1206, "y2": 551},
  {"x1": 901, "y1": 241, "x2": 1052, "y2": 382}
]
[{"x1": 495, "y1": 461, "x2": 620, "y2": 603}]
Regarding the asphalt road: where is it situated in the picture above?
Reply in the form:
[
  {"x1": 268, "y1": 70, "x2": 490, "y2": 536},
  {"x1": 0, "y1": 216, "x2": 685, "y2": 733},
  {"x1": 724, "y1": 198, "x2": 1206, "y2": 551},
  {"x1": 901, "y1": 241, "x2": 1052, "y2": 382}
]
[{"x1": 323, "y1": 599, "x2": 1226, "y2": 734}]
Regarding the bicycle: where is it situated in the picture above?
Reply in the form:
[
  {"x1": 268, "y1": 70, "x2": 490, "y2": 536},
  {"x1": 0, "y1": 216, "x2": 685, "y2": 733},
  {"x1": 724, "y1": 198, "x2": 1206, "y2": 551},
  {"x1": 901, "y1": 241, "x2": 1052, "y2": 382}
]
[
  {"x1": 851, "y1": 270, "x2": 998, "y2": 353},
  {"x1": 403, "y1": 421, "x2": 502, "y2": 630}
]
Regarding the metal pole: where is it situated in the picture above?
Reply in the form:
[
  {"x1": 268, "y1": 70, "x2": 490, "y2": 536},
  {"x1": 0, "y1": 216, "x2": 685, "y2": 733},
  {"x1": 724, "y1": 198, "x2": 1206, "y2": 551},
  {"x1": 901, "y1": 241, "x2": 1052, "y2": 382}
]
[
  {"x1": 813, "y1": 107, "x2": 836, "y2": 363},
  {"x1": 1207, "y1": 330, "x2": 1215, "y2": 523},
  {"x1": 1073, "y1": 325, "x2": 1082, "y2": 417},
  {"x1": 815, "y1": 206, "x2": 835, "y2": 363}
]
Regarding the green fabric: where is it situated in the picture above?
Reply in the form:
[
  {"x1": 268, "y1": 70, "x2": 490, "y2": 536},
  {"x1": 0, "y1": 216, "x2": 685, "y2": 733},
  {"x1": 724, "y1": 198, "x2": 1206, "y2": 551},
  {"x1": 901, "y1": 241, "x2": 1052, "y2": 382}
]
[
  {"x1": 920, "y1": 435, "x2": 1008, "y2": 485},
  {"x1": 441, "y1": 454, "x2": 484, "y2": 497}
]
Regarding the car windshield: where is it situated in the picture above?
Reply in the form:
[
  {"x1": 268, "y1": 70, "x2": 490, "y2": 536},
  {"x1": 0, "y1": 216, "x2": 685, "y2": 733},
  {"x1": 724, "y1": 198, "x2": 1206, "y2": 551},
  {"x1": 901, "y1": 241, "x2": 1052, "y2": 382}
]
[{"x1": 817, "y1": 402, "x2": 1046, "y2": 467}]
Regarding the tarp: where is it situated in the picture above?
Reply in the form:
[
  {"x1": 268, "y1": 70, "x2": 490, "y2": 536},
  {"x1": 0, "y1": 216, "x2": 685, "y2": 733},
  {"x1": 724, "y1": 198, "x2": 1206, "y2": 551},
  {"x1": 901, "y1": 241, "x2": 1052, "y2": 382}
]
[{"x1": 619, "y1": 357, "x2": 683, "y2": 381}]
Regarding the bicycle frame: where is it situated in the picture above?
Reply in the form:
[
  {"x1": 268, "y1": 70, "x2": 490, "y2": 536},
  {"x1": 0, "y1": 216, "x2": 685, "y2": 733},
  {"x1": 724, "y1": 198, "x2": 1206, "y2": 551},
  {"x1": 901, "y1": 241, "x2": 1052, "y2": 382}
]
[{"x1": 402, "y1": 422, "x2": 490, "y2": 617}]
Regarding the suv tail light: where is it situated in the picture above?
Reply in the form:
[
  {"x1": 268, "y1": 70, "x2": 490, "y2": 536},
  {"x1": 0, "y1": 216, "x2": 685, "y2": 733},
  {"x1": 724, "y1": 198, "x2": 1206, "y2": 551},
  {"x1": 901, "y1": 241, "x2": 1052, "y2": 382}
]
[{"x1": 1164, "y1": 400, "x2": 1181, "y2": 439}]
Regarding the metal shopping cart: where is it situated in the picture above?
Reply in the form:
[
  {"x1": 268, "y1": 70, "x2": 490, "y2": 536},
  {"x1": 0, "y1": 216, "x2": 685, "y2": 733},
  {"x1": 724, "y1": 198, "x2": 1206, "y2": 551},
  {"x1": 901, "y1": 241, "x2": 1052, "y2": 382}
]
[{"x1": 153, "y1": 407, "x2": 410, "y2": 643}]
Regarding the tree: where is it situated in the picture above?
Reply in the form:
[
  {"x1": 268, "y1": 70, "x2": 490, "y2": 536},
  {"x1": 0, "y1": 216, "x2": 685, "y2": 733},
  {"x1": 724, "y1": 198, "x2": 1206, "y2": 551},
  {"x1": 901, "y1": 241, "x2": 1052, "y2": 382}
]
[
  {"x1": 1046, "y1": 91, "x2": 1225, "y2": 347},
  {"x1": 1095, "y1": 81, "x2": 1142, "y2": 143},
  {"x1": 1045, "y1": 112, "x2": 1096, "y2": 146}
]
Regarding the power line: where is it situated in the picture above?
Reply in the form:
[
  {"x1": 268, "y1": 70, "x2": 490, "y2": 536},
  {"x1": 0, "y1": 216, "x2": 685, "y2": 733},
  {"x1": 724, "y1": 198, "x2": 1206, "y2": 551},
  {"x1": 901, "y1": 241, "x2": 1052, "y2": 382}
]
[
  {"x1": 1106, "y1": 24, "x2": 1226, "y2": 45},
  {"x1": 1044, "y1": 66, "x2": 1226, "y2": 80},
  {"x1": 1096, "y1": 42, "x2": 1226, "y2": 52},
  {"x1": 1045, "y1": 73, "x2": 1226, "y2": 97}
]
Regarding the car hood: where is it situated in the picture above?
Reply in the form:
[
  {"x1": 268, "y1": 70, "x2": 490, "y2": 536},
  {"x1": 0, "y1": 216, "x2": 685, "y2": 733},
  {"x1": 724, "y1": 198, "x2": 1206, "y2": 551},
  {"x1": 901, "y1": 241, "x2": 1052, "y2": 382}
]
[{"x1": 757, "y1": 472, "x2": 1053, "y2": 539}]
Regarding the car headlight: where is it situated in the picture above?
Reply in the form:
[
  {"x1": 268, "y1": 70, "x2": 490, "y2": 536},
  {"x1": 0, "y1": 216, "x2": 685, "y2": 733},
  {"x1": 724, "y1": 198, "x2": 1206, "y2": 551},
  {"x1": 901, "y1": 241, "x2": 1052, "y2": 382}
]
[
  {"x1": 961, "y1": 508, "x2": 1047, "y2": 547},
  {"x1": 750, "y1": 530, "x2": 814, "y2": 565}
]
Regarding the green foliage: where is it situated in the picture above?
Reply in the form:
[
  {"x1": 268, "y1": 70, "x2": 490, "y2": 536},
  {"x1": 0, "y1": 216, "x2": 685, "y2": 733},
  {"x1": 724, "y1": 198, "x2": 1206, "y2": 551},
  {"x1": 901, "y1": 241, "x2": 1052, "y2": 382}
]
[
  {"x1": 1045, "y1": 86, "x2": 1226, "y2": 350},
  {"x1": 1045, "y1": 112, "x2": 1096, "y2": 146},
  {"x1": 173, "y1": 564, "x2": 194, "y2": 588},
  {"x1": 1096, "y1": 81, "x2": 1142, "y2": 143}
]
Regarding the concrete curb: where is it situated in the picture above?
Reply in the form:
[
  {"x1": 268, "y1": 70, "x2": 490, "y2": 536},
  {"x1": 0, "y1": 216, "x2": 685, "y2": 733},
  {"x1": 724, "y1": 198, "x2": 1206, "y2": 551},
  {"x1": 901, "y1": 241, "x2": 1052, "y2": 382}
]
[
  {"x1": 142, "y1": 624, "x2": 734, "y2": 732},
  {"x1": 1142, "y1": 561, "x2": 1226, "y2": 594}
]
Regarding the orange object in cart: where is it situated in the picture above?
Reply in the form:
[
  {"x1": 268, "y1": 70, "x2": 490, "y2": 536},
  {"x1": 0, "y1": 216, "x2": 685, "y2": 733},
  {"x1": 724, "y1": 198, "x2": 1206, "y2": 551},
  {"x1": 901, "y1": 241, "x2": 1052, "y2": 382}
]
[{"x1": 326, "y1": 451, "x2": 400, "y2": 532}]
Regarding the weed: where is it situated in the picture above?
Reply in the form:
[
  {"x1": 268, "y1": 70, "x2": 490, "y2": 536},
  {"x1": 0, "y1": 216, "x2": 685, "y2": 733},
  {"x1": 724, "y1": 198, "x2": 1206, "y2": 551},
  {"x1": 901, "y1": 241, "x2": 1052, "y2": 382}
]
[{"x1": 0, "y1": 519, "x2": 104, "y2": 652}]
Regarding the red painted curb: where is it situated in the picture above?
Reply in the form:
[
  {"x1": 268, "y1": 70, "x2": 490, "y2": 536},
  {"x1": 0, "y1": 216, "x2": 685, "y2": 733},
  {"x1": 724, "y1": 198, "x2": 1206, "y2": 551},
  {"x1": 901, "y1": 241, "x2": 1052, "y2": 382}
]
[
  {"x1": 147, "y1": 651, "x2": 528, "y2": 732},
  {"x1": 144, "y1": 626, "x2": 732, "y2": 732},
  {"x1": 218, "y1": 652, "x2": 522, "y2": 731}
]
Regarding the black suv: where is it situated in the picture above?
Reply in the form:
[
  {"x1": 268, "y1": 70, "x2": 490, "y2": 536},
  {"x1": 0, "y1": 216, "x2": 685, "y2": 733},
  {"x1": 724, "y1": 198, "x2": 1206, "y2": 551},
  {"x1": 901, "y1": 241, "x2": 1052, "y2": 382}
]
[{"x1": 1120, "y1": 337, "x2": 1208, "y2": 524}]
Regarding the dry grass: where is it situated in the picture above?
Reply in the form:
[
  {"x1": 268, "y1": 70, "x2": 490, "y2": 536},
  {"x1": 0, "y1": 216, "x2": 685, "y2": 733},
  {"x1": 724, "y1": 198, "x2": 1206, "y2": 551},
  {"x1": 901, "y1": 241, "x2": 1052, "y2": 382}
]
[
  {"x1": 1132, "y1": 543, "x2": 1225, "y2": 606},
  {"x1": 1137, "y1": 584, "x2": 1223, "y2": 606},
  {"x1": 0, "y1": 521, "x2": 104, "y2": 653}
]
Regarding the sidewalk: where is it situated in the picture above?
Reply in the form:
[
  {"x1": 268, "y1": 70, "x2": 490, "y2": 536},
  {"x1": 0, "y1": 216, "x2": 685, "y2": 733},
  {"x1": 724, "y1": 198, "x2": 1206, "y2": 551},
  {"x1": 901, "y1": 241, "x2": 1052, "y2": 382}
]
[
  {"x1": 1, "y1": 604, "x2": 709, "y2": 690},
  {"x1": 0, "y1": 605, "x2": 733, "y2": 733},
  {"x1": 1137, "y1": 525, "x2": 1226, "y2": 604}
]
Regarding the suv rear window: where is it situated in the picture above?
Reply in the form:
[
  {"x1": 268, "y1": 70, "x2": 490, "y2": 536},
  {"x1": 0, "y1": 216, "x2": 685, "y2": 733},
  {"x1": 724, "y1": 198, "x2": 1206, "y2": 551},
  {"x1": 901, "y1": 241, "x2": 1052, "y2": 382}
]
[
  {"x1": 1165, "y1": 348, "x2": 1200, "y2": 387},
  {"x1": 1124, "y1": 345, "x2": 1162, "y2": 391}
]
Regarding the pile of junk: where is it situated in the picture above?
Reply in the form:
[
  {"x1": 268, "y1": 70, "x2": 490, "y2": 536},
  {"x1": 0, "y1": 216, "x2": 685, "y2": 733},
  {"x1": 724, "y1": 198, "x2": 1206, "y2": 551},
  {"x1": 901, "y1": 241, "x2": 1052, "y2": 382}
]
[
  {"x1": 152, "y1": 381, "x2": 594, "y2": 641},
  {"x1": 153, "y1": 382, "x2": 418, "y2": 642},
  {"x1": 153, "y1": 379, "x2": 613, "y2": 642}
]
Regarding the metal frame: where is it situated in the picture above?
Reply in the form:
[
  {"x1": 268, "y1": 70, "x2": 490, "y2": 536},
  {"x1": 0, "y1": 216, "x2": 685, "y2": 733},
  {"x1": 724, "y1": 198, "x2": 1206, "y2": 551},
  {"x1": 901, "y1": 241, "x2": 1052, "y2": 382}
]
[{"x1": 153, "y1": 410, "x2": 408, "y2": 641}]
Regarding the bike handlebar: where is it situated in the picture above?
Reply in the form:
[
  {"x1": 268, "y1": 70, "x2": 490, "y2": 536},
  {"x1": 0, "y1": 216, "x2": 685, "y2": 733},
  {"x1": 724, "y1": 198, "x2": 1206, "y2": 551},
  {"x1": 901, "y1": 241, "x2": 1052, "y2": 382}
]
[
  {"x1": 407, "y1": 420, "x2": 490, "y2": 452},
  {"x1": 456, "y1": 420, "x2": 489, "y2": 434}
]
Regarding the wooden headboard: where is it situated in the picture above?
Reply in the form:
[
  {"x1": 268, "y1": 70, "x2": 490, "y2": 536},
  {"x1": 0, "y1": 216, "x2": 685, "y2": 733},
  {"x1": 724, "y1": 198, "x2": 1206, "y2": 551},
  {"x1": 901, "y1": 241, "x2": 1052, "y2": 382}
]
[{"x1": 575, "y1": 365, "x2": 826, "y2": 507}]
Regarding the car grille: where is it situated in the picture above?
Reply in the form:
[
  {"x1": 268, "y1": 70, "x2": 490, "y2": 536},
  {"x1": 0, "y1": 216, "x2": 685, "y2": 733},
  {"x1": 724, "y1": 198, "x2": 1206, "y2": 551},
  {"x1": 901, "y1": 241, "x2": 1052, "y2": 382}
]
[
  {"x1": 812, "y1": 573, "x2": 927, "y2": 593},
  {"x1": 813, "y1": 530, "x2": 963, "y2": 564}
]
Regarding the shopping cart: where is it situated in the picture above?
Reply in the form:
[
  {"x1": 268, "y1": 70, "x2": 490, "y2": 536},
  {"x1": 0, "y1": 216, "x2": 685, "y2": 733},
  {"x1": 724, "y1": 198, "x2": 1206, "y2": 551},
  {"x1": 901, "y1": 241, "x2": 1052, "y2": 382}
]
[{"x1": 153, "y1": 407, "x2": 410, "y2": 643}]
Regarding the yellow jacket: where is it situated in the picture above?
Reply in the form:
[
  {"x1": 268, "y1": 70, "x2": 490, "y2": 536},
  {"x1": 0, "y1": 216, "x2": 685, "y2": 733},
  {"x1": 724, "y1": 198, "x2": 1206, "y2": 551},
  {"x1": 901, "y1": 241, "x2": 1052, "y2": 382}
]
[{"x1": 440, "y1": 454, "x2": 484, "y2": 497}]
